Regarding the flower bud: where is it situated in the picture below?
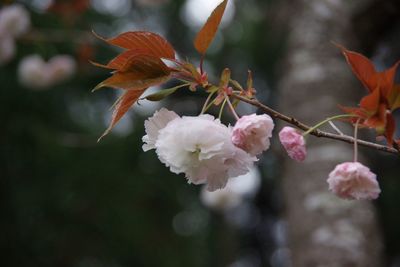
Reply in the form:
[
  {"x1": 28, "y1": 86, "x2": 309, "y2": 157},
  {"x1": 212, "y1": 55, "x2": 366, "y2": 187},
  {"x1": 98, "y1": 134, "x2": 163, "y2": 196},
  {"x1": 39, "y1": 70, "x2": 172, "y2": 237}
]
[
  {"x1": 232, "y1": 114, "x2": 274, "y2": 156},
  {"x1": 278, "y1": 126, "x2": 307, "y2": 162}
]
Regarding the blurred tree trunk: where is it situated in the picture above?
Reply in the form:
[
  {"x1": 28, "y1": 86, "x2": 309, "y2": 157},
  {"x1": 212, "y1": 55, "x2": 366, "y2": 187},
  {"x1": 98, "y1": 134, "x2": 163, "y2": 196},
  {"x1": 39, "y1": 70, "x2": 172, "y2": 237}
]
[{"x1": 277, "y1": 0, "x2": 383, "y2": 266}]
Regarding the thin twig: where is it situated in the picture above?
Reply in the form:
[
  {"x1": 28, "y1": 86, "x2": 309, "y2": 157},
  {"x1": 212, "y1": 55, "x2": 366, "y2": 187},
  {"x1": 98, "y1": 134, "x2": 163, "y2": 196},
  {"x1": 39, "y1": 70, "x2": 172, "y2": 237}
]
[
  {"x1": 329, "y1": 121, "x2": 344, "y2": 135},
  {"x1": 232, "y1": 94, "x2": 399, "y2": 155}
]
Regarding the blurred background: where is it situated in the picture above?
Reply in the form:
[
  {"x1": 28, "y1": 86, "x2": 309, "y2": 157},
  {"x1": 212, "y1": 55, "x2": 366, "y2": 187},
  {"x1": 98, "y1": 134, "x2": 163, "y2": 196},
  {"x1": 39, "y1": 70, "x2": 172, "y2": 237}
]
[{"x1": 1, "y1": 0, "x2": 399, "y2": 266}]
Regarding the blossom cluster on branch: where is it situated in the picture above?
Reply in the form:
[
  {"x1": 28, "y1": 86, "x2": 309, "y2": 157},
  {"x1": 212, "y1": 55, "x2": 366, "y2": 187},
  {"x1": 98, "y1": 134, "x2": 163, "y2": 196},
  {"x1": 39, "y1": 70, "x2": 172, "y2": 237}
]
[{"x1": 92, "y1": 0, "x2": 398, "y2": 200}]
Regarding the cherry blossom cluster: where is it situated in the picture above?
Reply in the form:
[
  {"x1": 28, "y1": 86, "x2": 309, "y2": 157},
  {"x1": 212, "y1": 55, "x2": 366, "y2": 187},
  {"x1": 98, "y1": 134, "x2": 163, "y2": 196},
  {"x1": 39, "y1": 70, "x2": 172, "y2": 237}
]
[
  {"x1": 92, "y1": 0, "x2": 390, "y2": 202},
  {"x1": 142, "y1": 108, "x2": 273, "y2": 191}
]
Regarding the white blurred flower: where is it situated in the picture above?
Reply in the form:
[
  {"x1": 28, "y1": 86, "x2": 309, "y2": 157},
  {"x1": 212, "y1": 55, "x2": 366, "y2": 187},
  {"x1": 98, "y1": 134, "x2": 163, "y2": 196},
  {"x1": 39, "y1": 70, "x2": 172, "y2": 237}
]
[
  {"x1": 200, "y1": 167, "x2": 261, "y2": 210},
  {"x1": 47, "y1": 55, "x2": 77, "y2": 84},
  {"x1": 18, "y1": 55, "x2": 51, "y2": 89},
  {"x1": 0, "y1": 33, "x2": 15, "y2": 65},
  {"x1": 18, "y1": 54, "x2": 77, "y2": 89},
  {"x1": 0, "y1": 4, "x2": 30, "y2": 38},
  {"x1": 143, "y1": 109, "x2": 257, "y2": 191}
]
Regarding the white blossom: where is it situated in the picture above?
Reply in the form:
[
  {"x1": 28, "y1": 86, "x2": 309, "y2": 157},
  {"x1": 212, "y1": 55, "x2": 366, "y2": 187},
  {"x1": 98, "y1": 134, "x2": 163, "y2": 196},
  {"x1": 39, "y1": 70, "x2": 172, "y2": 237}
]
[{"x1": 143, "y1": 109, "x2": 257, "y2": 191}]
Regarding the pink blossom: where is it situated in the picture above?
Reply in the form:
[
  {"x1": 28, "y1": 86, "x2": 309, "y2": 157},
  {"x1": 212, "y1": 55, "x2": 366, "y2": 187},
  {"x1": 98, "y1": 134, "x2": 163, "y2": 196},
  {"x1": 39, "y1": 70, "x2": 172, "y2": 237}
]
[
  {"x1": 231, "y1": 114, "x2": 274, "y2": 156},
  {"x1": 327, "y1": 162, "x2": 381, "y2": 200},
  {"x1": 279, "y1": 126, "x2": 307, "y2": 162}
]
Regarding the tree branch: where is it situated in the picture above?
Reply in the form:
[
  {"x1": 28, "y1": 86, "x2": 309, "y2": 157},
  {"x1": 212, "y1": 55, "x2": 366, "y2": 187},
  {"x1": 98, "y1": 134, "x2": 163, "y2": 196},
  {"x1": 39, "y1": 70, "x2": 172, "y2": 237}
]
[{"x1": 232, "y1": 94, "x2": 399, "y2": 155}]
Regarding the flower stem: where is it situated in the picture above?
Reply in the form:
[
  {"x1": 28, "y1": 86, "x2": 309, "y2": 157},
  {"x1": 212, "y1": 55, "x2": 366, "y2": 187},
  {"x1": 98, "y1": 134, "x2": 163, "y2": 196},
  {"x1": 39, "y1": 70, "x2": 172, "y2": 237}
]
[
  {"x1": 353, "y1": 118, "x2": 361, "y2": 162},
  {"x1": 302, "y1": 114, "x2": 357, "y2": 137},
  {"x1": 224, "y1": 93, "x2": 240, "y2": 120},
  {"x1": 218, "y1": 99, "x2": 227, "y2": 120},
  {"x1": 201, "y1": 91, "x2": 216, "y2": 115}
]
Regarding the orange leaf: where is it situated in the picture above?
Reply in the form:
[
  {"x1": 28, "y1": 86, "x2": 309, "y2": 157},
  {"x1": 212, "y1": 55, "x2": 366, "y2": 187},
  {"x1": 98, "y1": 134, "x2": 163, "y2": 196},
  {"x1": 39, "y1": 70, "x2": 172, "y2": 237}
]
[
  {"x1": 390, "y1": 85, "x2": 400, "y2": 111},
  {"x1": 337, "y1": 45, "x2": 378, "y2": 93},
  {"x1": 360, "y1": 86, "x2": 380, "y2": 113},
  {"x1": 91, "y1": 49, "x2": 151, "y2": 71},
  {"x1": 98, "y1": 89, "x2": 146, "y2": 141},
  {"x1": 364, "y1": 103, "x2": 387, "y2": 133},
  {"x1": 93, "y1": 54, "x2": 171, "y2": 91},
  {"x1": 194, "y1": 0, "x2": 228, "y2": 55},
  {"x1": 94, "y1": 72, "x2": 170, "y2": 91},
  {"x1": 379, "y1": 61, "x2": 400, "y2": 98},
  {"x1": 95, "y1": 31, "x2": 175, "y2": 59}
]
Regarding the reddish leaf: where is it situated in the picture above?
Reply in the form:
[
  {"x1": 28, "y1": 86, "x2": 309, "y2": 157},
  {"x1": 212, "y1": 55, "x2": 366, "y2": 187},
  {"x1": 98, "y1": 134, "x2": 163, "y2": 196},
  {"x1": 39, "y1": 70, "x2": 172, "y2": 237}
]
[
  {"x1": 380, "y1": 61, "x2": 400, "y2": 98},
  {"x1": 194, "y1": 0, "x2": 228, "y2": 55},
  {"x1": 98, "y1": 89, "x2": 146, "y2": 141},
  {"x1": 94, "y1": 72, "x2": 170, "y2": 92},
  {"x1": 93, "y1": 54, "x2": 171, "y2": 91},
  {"x1": 390, "y1": 84, "x2": 400, "y2": 111},
  {"x1": 95, "y1": 31, "x2": 175, "y2": 59},
  {"x1": 364, "y1": 103, "x2": 387, "y2": 133},
  {"x1": 338, "y1": 45, "x2": 378, "y2": 93},
  {"x1": 91, "y1": 49, "x2": 151, "y2": 71},
  {"x1": 360, "y1": 86, "x2": 380, "y2": 113}
]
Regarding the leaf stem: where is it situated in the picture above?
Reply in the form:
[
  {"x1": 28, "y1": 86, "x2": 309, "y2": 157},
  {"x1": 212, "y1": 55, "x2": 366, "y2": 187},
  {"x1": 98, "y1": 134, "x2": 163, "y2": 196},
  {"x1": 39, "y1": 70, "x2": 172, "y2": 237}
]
[
  {"x1": 354, "y1": 118, "x2": 361, "y2": 162},
  {"x1": 302, "y1": 114, "x2": 357, "y2": 136}
]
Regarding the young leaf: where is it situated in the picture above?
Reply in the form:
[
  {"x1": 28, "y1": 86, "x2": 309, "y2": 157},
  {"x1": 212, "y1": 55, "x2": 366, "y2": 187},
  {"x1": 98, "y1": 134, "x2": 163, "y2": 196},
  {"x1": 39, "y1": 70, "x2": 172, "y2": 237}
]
[
  {"x1": 93, "y1": 54, "x2": 171, "y2": 91},
  {"x1": 144, "y1": 84, "x2": 188, "y2": 101},
  {"x1": 94, "y1": 31, "x2": 175, "y2": 59},
  {"x1": 360, "y1": 87, "x2": 380, "y2": 114},
  {"x1": 337, "y1": 44, "x2": 377, "y2": 93},
  {"x1": 98, "y1": 89, "x2": 146, "y2": 141},
  {"x1": 194, "y1": 0, "x2": 228, "y2": 55},
  {"x1": 93, "y1": 72, "x2": 170, "y2": 92}
]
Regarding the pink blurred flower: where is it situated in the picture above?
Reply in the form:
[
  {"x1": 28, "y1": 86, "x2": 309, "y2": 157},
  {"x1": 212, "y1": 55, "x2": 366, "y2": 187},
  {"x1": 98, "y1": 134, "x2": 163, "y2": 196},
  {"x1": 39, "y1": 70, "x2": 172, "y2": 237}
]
[
  {"x1": 47, "y1": 55, "x2": 76, "y2": 84},
  {"x1": 231, "y1": 114, "x2": 274, "y2": 156},
  {"x1": 0, "y1": 4, "x2": 30, "y2": 38},
  {"x1": 327, "y1": 162, "x2": 380, "y2": 200},
  {"x1": 279, "y1": 126, "x2": 307, "y2": 162}
]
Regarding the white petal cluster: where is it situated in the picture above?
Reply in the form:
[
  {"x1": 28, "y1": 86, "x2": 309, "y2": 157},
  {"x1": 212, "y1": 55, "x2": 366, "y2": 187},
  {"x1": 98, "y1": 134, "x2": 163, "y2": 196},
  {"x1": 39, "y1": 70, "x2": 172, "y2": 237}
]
[
  {"x1": 0, "y1": 4, "x2": 30, "y2": 38},
  {"x1": 143, "y1": 108, "x2": 257, "y2": 191},
  {"x1": 18, "y1": 54, "x2": 76, "y2": 89},
  {"x1": 0, "y1": 4, "x2": 30, "y2": 65}
]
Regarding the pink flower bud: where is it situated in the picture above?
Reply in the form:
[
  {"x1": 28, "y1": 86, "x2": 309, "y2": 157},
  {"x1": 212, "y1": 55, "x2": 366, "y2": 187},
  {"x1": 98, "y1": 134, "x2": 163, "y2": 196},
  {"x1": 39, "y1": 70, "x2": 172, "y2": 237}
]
[
  {"x1": 278, "y1": 126, "x2": 306, "y2": 162},
  {"x1": 231, "y1": 114, "x2": 274, "y2": 156},
  {"x1": 327, "y1": 162, "x2": 380, "y2": 200}
]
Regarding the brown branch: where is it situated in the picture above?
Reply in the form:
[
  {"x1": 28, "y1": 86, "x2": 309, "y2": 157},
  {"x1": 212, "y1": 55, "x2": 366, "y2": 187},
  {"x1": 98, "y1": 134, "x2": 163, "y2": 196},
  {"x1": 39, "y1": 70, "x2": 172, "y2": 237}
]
[{"x1": 232, "y1": 94, "x2": 399, "y2": 155}]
